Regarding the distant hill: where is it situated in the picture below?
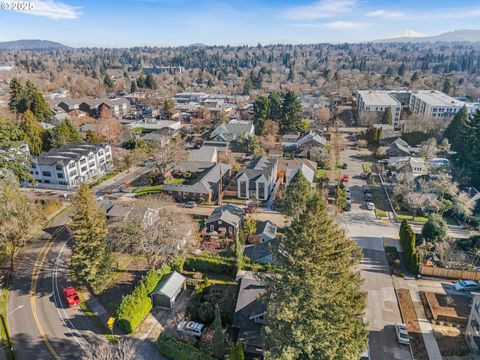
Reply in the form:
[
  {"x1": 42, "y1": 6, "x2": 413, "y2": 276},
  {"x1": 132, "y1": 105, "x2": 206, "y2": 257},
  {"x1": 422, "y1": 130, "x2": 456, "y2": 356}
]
[
  {"x1": 0, "y1": 39, "x2": 70, "y2": 51},
  {"x1": 375, "y1": 29, "x2": 480, "y2": 43}
]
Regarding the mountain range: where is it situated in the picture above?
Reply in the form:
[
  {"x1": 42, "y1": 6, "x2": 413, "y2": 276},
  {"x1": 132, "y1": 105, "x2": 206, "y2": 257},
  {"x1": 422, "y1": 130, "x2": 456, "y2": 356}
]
[
  {"x1": 375, "y1": 29, "x2": 480, "y2": 43},
  {"x1": 0, "y1": 39, "x2": 69, "y2": 51}
]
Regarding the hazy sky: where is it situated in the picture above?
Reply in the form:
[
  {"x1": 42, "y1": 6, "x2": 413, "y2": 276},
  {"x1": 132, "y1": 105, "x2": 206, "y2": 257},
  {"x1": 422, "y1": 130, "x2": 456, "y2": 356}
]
[{"x1": 0, "y1": 0, "x2": 480, "y2": 47}]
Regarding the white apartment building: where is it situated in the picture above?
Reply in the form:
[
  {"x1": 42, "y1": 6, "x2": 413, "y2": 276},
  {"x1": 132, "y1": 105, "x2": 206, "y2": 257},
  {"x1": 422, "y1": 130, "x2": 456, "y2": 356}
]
[
  {"x1": 357, "y1": 90, "x2": 402, "y2": 127},
  {"x1": 409, "y1": 90, "x2": 480, "y2": 120},
  {"x1": 466, "y1": 292, "x2": 480, "y2": 356},
  {"x1": 30, "y1": 144, "x2": 113, "y2": 190}
]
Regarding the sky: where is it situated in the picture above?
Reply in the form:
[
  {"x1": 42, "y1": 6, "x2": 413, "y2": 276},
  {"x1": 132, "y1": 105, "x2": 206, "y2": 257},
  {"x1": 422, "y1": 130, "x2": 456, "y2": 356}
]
[{"x1": 0, "y1": 0, "x2": 480, "y2": 47}]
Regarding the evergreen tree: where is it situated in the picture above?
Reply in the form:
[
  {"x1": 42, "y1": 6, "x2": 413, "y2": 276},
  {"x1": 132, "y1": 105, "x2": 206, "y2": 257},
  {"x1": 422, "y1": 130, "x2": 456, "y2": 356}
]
[
  {"x1": 263, "y1": 192, "x2": 367, "y2": 359},
  {"x1": 382, "y1": 106, "x2": 393, "y2": 125},
  {"x1": 242, "y1": 76, "x2": 254, "y2": 95},
  {"x1": 8, "y1": 78, "x2": 24, "y2": 113},
  {"x1": 281, "y1": 91, "x2": 303, "y2": 134},
  {"x1": 137, "y1": 73, "x2": 146, "y2": 89},
  {"x1": 280, "y1": 170, "x2": 311, "y2": 217},
  {"x1": 398, "y1": 63, "x2": 406, "y2": 77},
  {"x1": 411, "y1": 72, "x2": 419, "y2": 82},
  {"x1": 268, "y1": 91, "x2": 282, "y2": 121},
  {"x1": 69, "y1": 185, "x2": 111, "y2": 285},
  {"x1": 19, "y1": 110, "x2": 44, "y2": 156},
  {"x1": 444, "y1": 105, "x2": 468, "y2": 152},
  {"x1": 235, "y1": 233, "x2": 244, "y2": 272},
  {"x1": 455, "y1": 110, "x2": 480, "y2": 188},
  {"x1": 253, "y1": 96, "x2": 270, "y2": 134},
  {"x1": 103, "y1": 74, "x2": 114, "y2": 91},
  {"x1": 130, "y1": 80, "x2": 138, "y2": 93},
  {"x1": 145, "y1": 74, "x2": 157, "y2": 90},
  {"x1": 54, "y1": 119, "x2": 82, "y2": 146},
  {"x1": 227, "y1": 342, "x2": 244, "y2": 360},
  {"x1": 212, "y1": 304, "x2": 225, "y2": 359}
]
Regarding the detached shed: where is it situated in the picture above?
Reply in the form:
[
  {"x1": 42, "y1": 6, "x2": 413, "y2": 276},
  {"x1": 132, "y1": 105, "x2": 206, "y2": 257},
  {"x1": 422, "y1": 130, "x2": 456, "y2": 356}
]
[{"x1": 150, "y1": 271, "x2": 186, "y2": 309}]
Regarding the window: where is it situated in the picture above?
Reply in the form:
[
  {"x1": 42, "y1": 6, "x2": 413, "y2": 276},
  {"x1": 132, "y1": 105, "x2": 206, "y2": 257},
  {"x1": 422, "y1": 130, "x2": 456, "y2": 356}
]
[
  {"x1": 218, "y1": 220, "x2": 223, "y2": 225},
  {"x1": 81, "y1": 166, "x2": 87, "y2": 172},
  {"x1": 70, "y1": 170, "x2": 77, "y2": 177},
  {"x1": 209, "y1": 224, "x2": 215, "y2": 232},
  {"x1": 88, "y1": 162, "x2": 95, "y2": 168},
  {"x1": 32, "y1": 163, "x2": 37, "y2": 168},
  {"x1": 240, "y1": 181, "x2": 247, "y2": 198},
  {"x1": 106, "y1": 154, "x2": 111, "y2": 160},
  {"x1": 88, "y1": 155, "x2": 94, "y2": 161},
  {"x1": 258, "y1": 182, "x2": 265, "y2": 199},
  {"x1": 55, "y1": 165, "x2": 63, "y2": 171},
  {"x1": 42, "y1": 171, "x2": 52, "y2": 177},
  {"x1": 98, "y1": 151, "x2": 104, "y2": 157},
  {"x1": 57, "y1": 173, "x2": 64, "y2": 179},
  {"x1": 44, "y1": 180, "x2": 50, "y2": 184},
  {"x1": 80, "y1": 158, "x2": 87, "y2": 165},
  {"x1": 68, "y1": 162, "x2": 76, "y2": 169}
]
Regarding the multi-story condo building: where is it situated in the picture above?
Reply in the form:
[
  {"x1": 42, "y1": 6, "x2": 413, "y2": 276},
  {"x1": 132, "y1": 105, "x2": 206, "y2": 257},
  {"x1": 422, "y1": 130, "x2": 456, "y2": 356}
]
[
  {"x1": 30, "y1": 144, "x2": 113, "y2": 190},
  {"x1": 357, "y1": 90, "x2": 402, "y2": 127},
  {"x1": 409, "y1": 90, "x2": 480, "y2": 119}
]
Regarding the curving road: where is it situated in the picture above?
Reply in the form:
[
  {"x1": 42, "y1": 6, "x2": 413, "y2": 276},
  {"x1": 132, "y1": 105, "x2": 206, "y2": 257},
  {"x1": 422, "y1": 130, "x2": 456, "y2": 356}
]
[{"x1": 8, "y1": 208, "x2": 102, "y2": 360}]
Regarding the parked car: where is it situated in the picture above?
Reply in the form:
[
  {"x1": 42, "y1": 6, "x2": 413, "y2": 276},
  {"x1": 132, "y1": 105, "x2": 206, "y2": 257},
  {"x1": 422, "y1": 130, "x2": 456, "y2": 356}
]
[
  {"x1": 342, "y1": 175, "x2": 349, "y2": 183},
  {"x1": 342, "y1": 163, "x2": 348, "y2": 169},
  {"x1": 343, "y1": 203, "x2": 352, "y2": 212},
  {"x1": 360, "y1": 347, "x2": 370, "y2": 360},
  {"x1": 366, "y1": 202, "x2": 375, "y2": 210},
  {"x1": 364, "y1": 193, "x2": 373, "y2": 202},
  {"x1": 395, "y1": 323, "x2": 410, "y2": 345},
  {"x1": 454, "y1": 280, "x2": 480, "y2": 292},
  {"x1": 182, "y1": 201, "x2": 197, "y2": 208},
  {"x1": 177, "y1": 321, "x2": 206, "y2": 337},
  {"x1": 63, "y1": 286, "x2": 81, "y2": 308}
]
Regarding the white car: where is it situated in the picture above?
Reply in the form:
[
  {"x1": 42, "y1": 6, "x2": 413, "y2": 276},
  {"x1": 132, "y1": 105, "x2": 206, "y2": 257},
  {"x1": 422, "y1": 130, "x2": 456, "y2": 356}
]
[
  {"x1": 177, "y1": 321, "x2": 206, "y2": 337},
  {"x1": 454, "y1": 280, "x2": 480, "y2": 292},
  {"x1": 395, "y1": 323, "x2": 410, "y2": 345},
  {"x1": 366, "y1": 202, "x2": 375, "y2": 210}
]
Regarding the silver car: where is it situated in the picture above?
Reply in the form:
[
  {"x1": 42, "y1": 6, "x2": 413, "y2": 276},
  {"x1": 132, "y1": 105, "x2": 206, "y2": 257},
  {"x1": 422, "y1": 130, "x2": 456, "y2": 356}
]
[
  {"x1": 395, "y1": 323, "x2": 410, "y2": 345},
  {"x1": 177, "y1": 321, "x2": 206, "y2": 337}
]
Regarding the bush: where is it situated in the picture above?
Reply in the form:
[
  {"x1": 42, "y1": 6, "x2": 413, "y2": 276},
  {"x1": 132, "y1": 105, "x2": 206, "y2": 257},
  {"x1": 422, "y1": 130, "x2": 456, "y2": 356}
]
[
  {"x1": 185, "y1": 255, "x2": 236, "y2": 276},
  {"x1": 198, "y1": 301, "x2": 215, "y2": 324},
  {"x1": 172, "y1": 255, "x2": 186, "y2": 273},
  {"x1": 403, "y1": 131, "x2": 430, "y2": 146},
  {"x1": 115, "y1": 265, "x2": 171, "y2": 333},
  {"x1": 422, "y1": 215, "x2": 448, "y2": 243},
  {"x1": 157, "y1": 335, "x2": 215, "y2": 360}
]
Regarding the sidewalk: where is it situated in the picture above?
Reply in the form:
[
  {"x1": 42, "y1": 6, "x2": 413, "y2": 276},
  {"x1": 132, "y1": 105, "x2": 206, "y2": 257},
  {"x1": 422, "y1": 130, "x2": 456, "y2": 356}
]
[{"x1": 393, "y1": 276, "x2": 443, "y2": 360}]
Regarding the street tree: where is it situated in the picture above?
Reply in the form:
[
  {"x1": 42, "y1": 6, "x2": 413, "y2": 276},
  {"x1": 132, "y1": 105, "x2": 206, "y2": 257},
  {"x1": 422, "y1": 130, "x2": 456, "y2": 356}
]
[
  {"x1": 263, "y1": 192, "x2": 367, "y2": 359},
  {"x1": 227, "y1": 342, "x2": 244, "y2": 360},
  {"x1": 0, "y1": 181, "x2": 39, "y2": 271},
  {"x1": 69, "y1": 185, "x2": 111, "y2": 285}
]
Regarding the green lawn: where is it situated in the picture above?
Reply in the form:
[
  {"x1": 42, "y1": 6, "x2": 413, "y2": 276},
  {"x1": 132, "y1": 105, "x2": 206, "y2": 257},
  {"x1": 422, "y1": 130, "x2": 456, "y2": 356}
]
[
  {"x1": 395, "y1": 214, "x2": 429, "y2": 223},
  {"x1": 133, "y1": 185, "x2": 164, "y2": 196},
  {"x1": 375, "y1": 208, "x2": 388, "y2": 218},
  {"x1": 89, "y1": 171, "x2": 119, "y2": 188},
  {"x1": 315, "y1": 170, "x2": 328, "y2": 180},
  {"x1": 165, "y1": 178, "x2": 184, "y2": 185}
]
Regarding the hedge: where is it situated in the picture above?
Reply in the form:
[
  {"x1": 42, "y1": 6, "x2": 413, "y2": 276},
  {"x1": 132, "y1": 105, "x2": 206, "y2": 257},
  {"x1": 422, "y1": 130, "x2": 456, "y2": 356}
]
[
  {"x1": 157, "y1": 335, "x2": 215, "y2": 360},
  {"x1": 185, "y1": 255, "x2": 236, "y2": 276},
  {"x1": 115, "y1": 265, "x2": 171, "y2": 333},
  {"x1": 399, "y1": 220, "x2": 420, "y2": 274}
]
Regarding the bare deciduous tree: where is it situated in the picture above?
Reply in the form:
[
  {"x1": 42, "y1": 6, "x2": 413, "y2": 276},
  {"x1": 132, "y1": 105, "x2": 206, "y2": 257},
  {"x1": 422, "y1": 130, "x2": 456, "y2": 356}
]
[
  {"x1": 111, "y1": 208, "x2": 197, "y2": 268},
  {"x1": 150, "y1": 139, "x2": 186, "y2": 180},
  {"x1": 82, "y1": 337, "x2": 138, "y2": 360}
]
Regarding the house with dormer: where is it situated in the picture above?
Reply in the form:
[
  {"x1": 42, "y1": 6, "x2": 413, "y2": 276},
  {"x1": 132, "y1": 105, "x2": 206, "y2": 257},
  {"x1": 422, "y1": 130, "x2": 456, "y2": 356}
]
[{"x1": 236, "y1": 157, "x2": 278, "y2": 201}]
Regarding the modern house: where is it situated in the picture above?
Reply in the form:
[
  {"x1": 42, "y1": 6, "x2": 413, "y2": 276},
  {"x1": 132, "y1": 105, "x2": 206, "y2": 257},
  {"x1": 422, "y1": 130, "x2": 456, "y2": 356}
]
[
  {"x1": 163, "y1": 161, "x2": 231, "y2": 203},
  {"x1": 150, "y1": 271, "x2": 186, "y2": 309},
  {"x1": 466, "y1": 292, "x2": 480, "y2": 355},
  {"x1": 236, "y1": 157, "x2": 278, "y2": 201},
  {"x1": 30, "y1": 143, "x2": 113, "y2": 190},
  {"x1": 203, "y1": 204, "x2": 244, "y2": 238},
  {"x1": 277, "y1": 158, "x2": 317, "y2": 188},
  {"x1": 232, "y1": 276, "x2": 266, "y2": 356},
  {"x1": 207, "y1": 120, "x2": 255, "y2": 147}
]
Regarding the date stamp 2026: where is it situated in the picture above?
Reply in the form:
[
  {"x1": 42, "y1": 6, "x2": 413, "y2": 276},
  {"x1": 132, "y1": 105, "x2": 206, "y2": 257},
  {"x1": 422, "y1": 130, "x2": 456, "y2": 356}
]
[{"x1": 1, "y1": 2, "x2": 35, "y2": 11}]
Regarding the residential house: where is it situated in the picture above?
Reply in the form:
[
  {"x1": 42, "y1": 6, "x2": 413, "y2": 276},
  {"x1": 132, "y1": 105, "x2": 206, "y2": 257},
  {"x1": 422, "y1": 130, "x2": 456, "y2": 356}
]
[
  {"x1": 281, "y1": 134, "x2": 300, "y2": 149},
  {"x1": 277, "y1": 158, "x2": 317, "y2": 188},
  {"x1": 208, "y1": 120, "x2": 255, "y2": 147},
  {"x1": 57, "y1": 98, "x2": 85, "y2": 113},
  {"x1": 243, "y1": 240, "x2": 276, "y2": 264},
  {"x1": 139, "y1": 132, "x2": 171, "y2": 148},
  {"x1": 295, "y1": 131, "x2": 328, "y2": 158},
  {"x1": 203, "y1": 204, "x2": 244, "y2": 238},
  {"x1": 247, "y1": 220, "x2": 277, "y2": 244},
  {"x1": 187, "y1": 146, "x2": 218, "y2": 163},
  {"x1": 30, "y1": 143, "x2": 113, "y2": 190},
  {"x1": 51, "y1": 111, "x2": 72, "y2": 125},
  {"x1": 127, "y1": 119, "x2": 183, "y2": 136},
  {"x1": 372, "y1": 124, "x2": 402, "y2": 145},
  {"x1": 384, "y1": 157, "x2": 426, "y2": 177},
  {"x1": 467, "y1": 187, "x2": 480, "y2": 214},
  {"x1": 150, "y1": 271, "x2": 186, "y2": 309},
  {"x1": 236, "y1": 157, "x2": 278, "y2": 201},
  {"x1": 163, "y1": 161, "x2": 231, "y2": 203},
  {"x1": 103, "y1": 203, "x2": 160, "y2": 226},
  {"x1": 387, "y1": 138, "x2": 412, "y2": 157},
  {"x1": 232, "y1": 276, "x2": 266, "y2": 356},
  {"x1": 80, "y1": 98, "x2": 131, "y2": 118}
]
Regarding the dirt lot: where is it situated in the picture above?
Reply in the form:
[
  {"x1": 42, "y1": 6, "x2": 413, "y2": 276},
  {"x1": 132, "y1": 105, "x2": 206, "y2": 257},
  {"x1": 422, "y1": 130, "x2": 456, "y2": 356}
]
[
  {"x1": 432, "y1": 323, "x2": 471, "y2": 358},
  {"x1": 397, "y1": 288, "x2": 429, "y2": 360}
]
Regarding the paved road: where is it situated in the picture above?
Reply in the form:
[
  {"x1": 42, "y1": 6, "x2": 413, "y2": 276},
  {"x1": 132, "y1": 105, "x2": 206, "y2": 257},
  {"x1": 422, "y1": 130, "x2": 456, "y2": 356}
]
[
  {"x1": 9, "y1": 209, "x2": 102, "y2": 360},
  {"x1": 338, "y1": 130, "x2": 413, "y2": 360}
]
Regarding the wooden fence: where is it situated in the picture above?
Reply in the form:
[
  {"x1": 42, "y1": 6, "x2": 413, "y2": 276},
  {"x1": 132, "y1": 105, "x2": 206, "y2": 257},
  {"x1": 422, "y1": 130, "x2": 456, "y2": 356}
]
[{"x1": 420, "y1": 265, "x2": 480, "y2": 281}]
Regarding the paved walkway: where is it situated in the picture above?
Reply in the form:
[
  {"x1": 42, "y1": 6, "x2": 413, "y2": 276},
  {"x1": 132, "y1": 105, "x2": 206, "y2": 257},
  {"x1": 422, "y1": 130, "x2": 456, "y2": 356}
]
[{"x1": 393, "y1": 276, "x2": 443, "y2": 360}]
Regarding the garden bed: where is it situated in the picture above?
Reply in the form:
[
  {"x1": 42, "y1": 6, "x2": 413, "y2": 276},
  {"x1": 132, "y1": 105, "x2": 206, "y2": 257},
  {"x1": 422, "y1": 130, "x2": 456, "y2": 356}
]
[
  {"x1": 421, "y1": 291, "x2": 469, "y2": 324},
  {"x1": 396, "y1": 288, "x2": 428, "y2": 360}
]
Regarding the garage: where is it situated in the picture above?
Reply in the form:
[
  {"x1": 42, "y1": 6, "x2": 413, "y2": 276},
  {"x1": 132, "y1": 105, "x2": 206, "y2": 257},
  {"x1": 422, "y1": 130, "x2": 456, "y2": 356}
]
[{"x1": 150, "y1": 271, "x2": 186, "y2": 309}]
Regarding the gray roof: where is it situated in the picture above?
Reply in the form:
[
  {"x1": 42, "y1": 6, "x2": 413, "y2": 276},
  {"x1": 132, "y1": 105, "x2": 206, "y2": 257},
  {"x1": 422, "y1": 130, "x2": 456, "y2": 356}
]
[
  {"x1": 33, "y1": 143, "x2": 109, "y2": 166},
  {"x1": 164, "y1": 162, "x2": 231, "y2": 195},
  {"x1": 210, "y1": 120, "x2": 254, "y2": 142},
  {"x1": 151, "y1": 271, "x2": 186, "y2": 299},
  {"x1": 256, "y1": 220, "x2": 277, "y2": 241},
  {"x1": 236, "y1": 156, "x2": 277, "y2": 182},
  {"x1": 232, "y1": 277, "x2": 266, "y2": 354},
  {"x1": 388, "y1": 138, "x2": 411, "y2": 155},
  {"x1": 243, "y1": 240, "x2": 276, "y2": 263},
  {"x1": 205, "y1": 204, "x2": 244, "y2": 228},
  {"x1": 296, "y1": 131, "x2": 327, "y2": 148},
  {"x1": 187, "y1": 146, "x2": 217, "y2": 162}
]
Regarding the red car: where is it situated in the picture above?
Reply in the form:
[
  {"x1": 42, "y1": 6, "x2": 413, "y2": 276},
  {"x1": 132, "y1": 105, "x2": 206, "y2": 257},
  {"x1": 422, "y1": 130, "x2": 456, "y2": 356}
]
[
  {"x1": 342, "y1": 175, "x2": 349, "y2": 183},
  {"x1": 63, "y1": 286, "x2": 81, "y2": 307}
]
